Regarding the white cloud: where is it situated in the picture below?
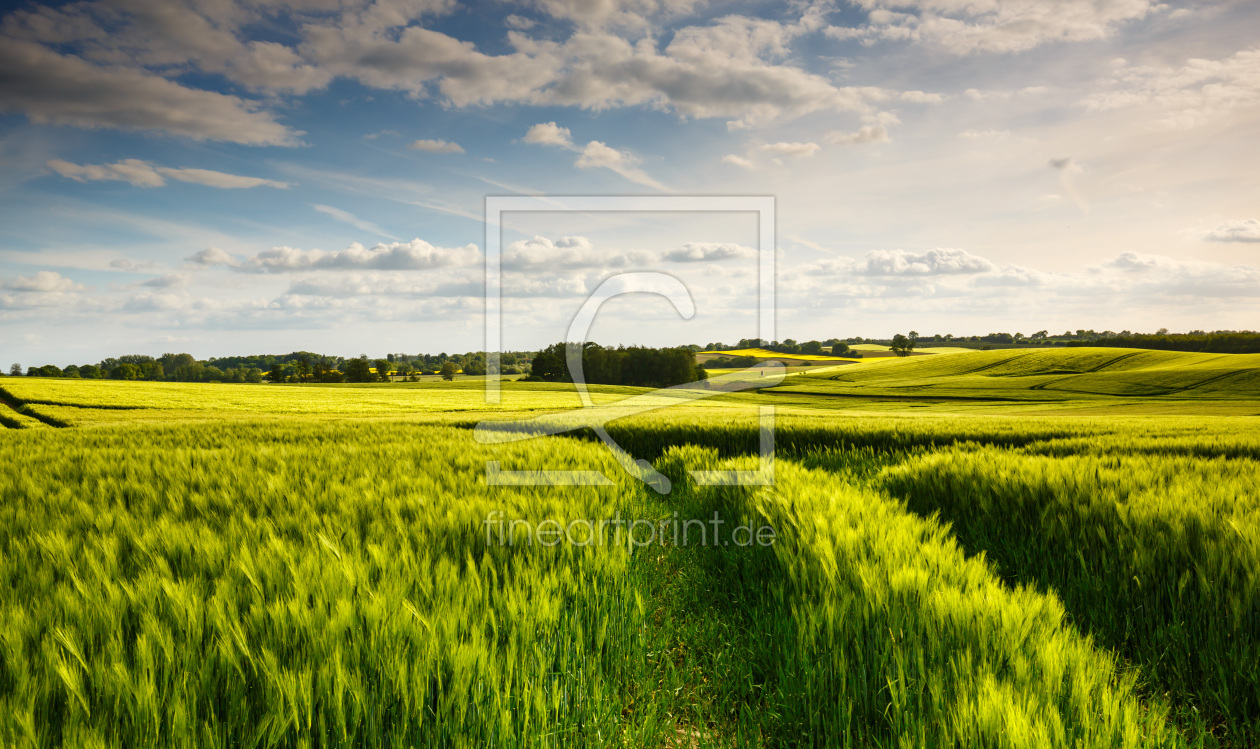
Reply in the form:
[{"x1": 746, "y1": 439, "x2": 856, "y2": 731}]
[
  {"x1": 47, "y1": 158, "x2": 165, "y2": 187},
  {"x1": 185, "y1": 247, "x2": 240, "y2": 267},
  {"x1": 861, "y1": 248, "x2": 996, "y2": 276},
  {"x1": 1096, "y1": 252, "x2": 1260, "y2": 298},
  {"x1": 505, "y1": 14, "x2": 537, "y2": 30},
  {"x1": 302, "y1": 12, "x2": 887, "y2": 129},
  {"x1": 3, "y1": 270, "x2": 84, "y2": 292},
  {"x1": 662, "y1": 242, "x2": 758, "y2": 262},
  {"x1": 409, "y1": 138, "x2": 465, "y2": 154},
  {"x1": 520, "y1": 0, "x2": 705, "y2": 29},
  {"x1": 156, "y1": 167, "x2": 289, "y2": 189},
  {"x1": 47, "y1": 159, "x2": 289, "y2": 188},
  {"x1": 825, "y1": 124, "x2": 890, "y2": 145},
  {"x1": 523, "y1": 122, "x2": 574, "y2": 147},
  {"x1": 240, "y1": 239, "x2": 481, "y2": 273},
  {"x1": 1203, "y1": 219, "x2": 1260, "y2": 243},
  {"x1": 757, "y1": 141, "x2": 821, "y2": 158},
  {"x1": 830, "y1": 0, "x2": 1158, "y2": 55},
  {"x1": 1082, "y1": 47, "x2": 1260, "y2": 129},
  {"x1": 503, "y1": 235, "x2": 657, "y2": 271},
  {"x1": 312, "y1": 204, "x2": 397, "y2": 239},
  {"x1": 140, "y1": 273, "x2": 192, "y2": 289},
  {"x1": 521, "y1": 122, "x2": 667, "y2": 189},
  {"x1": 574, "y1": 140, "x2": 669, "y2": 190},
  {"x1": 4, "y1": 2, "x2": 895, "y2": 138},
  {"x1": 0, "y1": 39, "x2": 299, "y2": 145},
  {"x1": 722, "y1": 154, "x2": 755, "y2": 169}
]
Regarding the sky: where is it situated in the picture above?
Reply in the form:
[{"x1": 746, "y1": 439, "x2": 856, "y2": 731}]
[{"x1": 1, "y1": 0, "x2": 1258, "y2": 365}]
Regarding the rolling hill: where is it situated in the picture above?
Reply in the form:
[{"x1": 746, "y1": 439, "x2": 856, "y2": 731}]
[{"x1": 768, "y1": 348, "x2": 1260, "y2": 402}]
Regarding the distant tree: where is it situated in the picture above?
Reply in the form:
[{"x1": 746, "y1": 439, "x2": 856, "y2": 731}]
[
  {"x1": 831, "y1": 343, "x2": 850, "y2": 356},
  {"x1": 79, "y1": 364, "x2": 101, "y2": 379},
  {"x1": 890, "y1": 334, "x2": 913, "y2": 357},
  {"x1": 440, "y1": 361, "x2": 459, "y2": 381},
  {"x1": 296, "y1": 354, "x2": 312, "y2": 382},
  {"x1": 8, "y1": 363, "x2": 19, "y2": 377},
  {"x1": 267, "y1": 362, "x2": 286, "y2": 383},
  {"x1": 800, "y1": 340, "x2": 824, "y2": 355},
  {"x1": 463, "y1": 356, "x2": 487, "y2": 376},
  {"x1": 160, "y1": 353, "x2": 200, "y2": 382},
  {"x1": 113, "y1": 363, "x2": 141, "y2": 380},
  {"x1": 375, "y1": 359, "x2": 392, "y2": 382},
  {"x1": 63, "y1": 365, "x2": 81, "y2": 378},
  {"x1": 344, "y1": 356, "x2": 373, "y2": 383},
  {"x1": 1032, "y1": 330, "x2": 1049, "y2": 340}
]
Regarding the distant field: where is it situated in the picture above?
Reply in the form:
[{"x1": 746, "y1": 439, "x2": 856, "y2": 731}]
[
  {"x1": 2, "y1": 348, "x2": 1259, "y2": 747},
  {"x1": 698, "y1": 347, "x2": 863, "y2": 362},
  {"x1": 771, "y1": 347, "x2": 1260, "y2": 404}
]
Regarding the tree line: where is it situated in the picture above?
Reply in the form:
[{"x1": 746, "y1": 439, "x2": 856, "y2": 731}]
[
  {"x1": 1066, "y1": 331, "x2": 1260, "y2": 354},
  {"x1": 7, "y1": 350, "x2": 534, "y2": 384},
  {"x1": 528, "y1": 343, "x2": 707, "y2": 388}
]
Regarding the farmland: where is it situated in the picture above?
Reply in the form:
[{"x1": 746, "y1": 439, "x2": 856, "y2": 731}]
[{"x1": 1, "y1": 347, "x2": 1259, "y2": 747}]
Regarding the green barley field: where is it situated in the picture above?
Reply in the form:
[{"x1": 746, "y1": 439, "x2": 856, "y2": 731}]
[{"x1": 2, "y1": 347, "x2": 1258, "y2": 747}]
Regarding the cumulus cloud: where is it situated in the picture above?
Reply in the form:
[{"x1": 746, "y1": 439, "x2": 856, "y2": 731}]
[
  {"x1": 284, "y1": 271, "x2": 482, "y2": 299},
  {"x1": 861, "y1": 248, "x2": 996, "y2": 276},
  {"x1": 1204, "y1": 219, "x2": 1260, "y2": 243},
  {"x1": 574, "y1": 140, "x2": 669, "y2": 191},
  {"x1": 523, "y1": 122, "x2": 574, "y2": 147},
  {"x1": 503, "y1": 235, "x2": 657, "y2": 271},
  {"x1": 47, "y1": 159, "x2": 289, "y2": 188},
  {"x1": 408, "y1": 138, "x2": 465, "y2": 153},
  {"x1": 757, "y1": 141, "x2": 821, "y2": 159},
  {"x1": 521, "y1": 123, "x2": 666, "y2": 189},
  {"x1": 300, "y1": 9, "x2": 886, "y2": 129},
  {"x1": 825, "y1": 124, "x2": 890, "y2": 145},
  {"x1": 0, "y1": 38, "x2": 300, "y2": 145},
  {"x1": 185, "y1": 247, "x2": 240, "y2": 268},
  {"x1": 1096, "y1": 252, "x2": 1260, "y2": 298},
  {"x1": 662, "y1": 242, "x2": 759, "y2": 262},
  {"x1": 3, "y1": 1, "x2": 894, "y2": 139},
  {"x1": 140, "y1": 273, "x2": 192, "y2": 289},
  {"x1": 239, "y1": 239, "x2": 481, "y2": 273},
  {"x1": 1083, "y1": 48, "x2": 1260, "y2": 129},
  {"x1": 3, "y1": 270, "x2": 84, "y2": 292},
  {"x1": 723, "y1": 140, "x2": 824, "y2": 170},
  {"x1": 828, "y1": 0, "x2": 1157, "y2": 55}
]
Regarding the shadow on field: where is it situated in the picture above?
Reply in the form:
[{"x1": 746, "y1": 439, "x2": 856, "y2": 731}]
[{"x1": 870, "y1": 448, "x2": 1260, "y2": 749}]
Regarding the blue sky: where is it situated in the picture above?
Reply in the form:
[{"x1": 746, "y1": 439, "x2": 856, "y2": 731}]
[{"x1": 1, "y1": 0, "x2": 1259, "y2": 364}]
